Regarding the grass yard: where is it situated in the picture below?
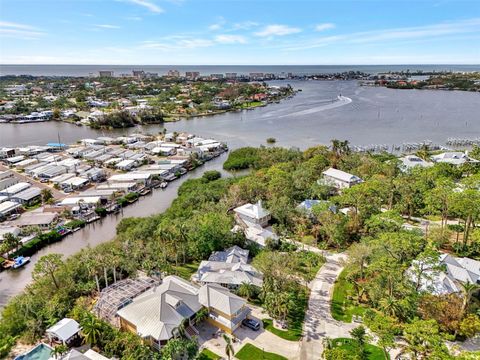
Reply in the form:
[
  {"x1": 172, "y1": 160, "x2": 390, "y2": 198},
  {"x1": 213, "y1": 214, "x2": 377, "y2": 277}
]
[
  {"x1": 263, "y1": 319, "x2": 302, "y2": 341},
  {"x1": 331, "y1": 269, "x2": 366, "y2": 322},
  {"x1": 197, "y1": 348, "x2": 221, "y2": 360},
  {"x1": 171, "y1": 261, "x2": 200, "y2": 280},
  {"x1": 235, "y1": 344, "x2": 288, "y2": 360},
  {"x1": 330, "y1": 338, "x2": 388, "y2": 360}
]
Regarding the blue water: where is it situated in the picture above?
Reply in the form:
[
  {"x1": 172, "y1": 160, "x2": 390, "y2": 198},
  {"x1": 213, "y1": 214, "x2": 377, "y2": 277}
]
[
  {"x1": 15, "y1": 343, "x2": 53, "y2": 360},
  {"x1": 1, "y1": 64, "x2": 479, "y2": 77}
]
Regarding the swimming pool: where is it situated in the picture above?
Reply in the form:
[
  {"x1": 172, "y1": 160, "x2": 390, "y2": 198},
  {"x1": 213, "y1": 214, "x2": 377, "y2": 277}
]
[{"x1": 14, "y1": 343, "x2": 53, "y2": 360}]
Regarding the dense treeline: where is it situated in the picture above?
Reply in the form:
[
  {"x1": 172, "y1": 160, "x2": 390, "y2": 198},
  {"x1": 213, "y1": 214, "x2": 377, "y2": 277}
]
[{"x1": 2, "y1": 142, "x2": 480, "y2": 359}]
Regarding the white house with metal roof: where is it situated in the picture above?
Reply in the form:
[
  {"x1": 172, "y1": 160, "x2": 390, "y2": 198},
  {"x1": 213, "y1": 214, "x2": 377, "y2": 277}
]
[
  {"x1": 116, "y1": 275, "x2": 249, "y2": 350},
  {"x1": 321, "y1": 167, "x2": 363, "y2": 189},
  {"x1": 410, "y1": 253, "x2": 480, "y2": 295},
  {"x1": 431, "y1": 152, "x2": 480, "y2": 166},
  {"x1": 46, "y1": 318, "x2": 81, "y2": 345},
  {"x1": 233, "y1": 201, "x2": 271, "y2": 227}
]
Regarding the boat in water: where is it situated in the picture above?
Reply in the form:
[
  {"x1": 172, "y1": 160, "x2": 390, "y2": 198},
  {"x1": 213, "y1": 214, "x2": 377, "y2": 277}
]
[{"x1": 12, "y1": 256, "x2": 31, "y2": 269}]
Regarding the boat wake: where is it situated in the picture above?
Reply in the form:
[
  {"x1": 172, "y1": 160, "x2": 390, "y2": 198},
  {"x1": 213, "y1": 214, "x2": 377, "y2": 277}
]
[{"x1": 279, "y1": 95, "x2": 352, "y2": 117}]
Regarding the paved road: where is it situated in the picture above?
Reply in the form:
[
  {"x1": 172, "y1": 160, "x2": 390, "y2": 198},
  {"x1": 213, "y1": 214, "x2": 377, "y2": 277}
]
[{"x1": 299, "y1": 251, "x2": 356, "y2": 360}]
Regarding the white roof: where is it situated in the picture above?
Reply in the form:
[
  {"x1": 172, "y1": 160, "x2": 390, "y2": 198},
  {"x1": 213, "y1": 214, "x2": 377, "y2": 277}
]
[
  {"x1": 400, "y1": 155, "x2": 433, "y2": 169},
  {"x1": 322, "y1": 168, "x2": 362, "y2": 183},
  {"x1": 46, "y1": 318, "x2": 81, "y2": 342},
  {"x1": 196, "y1": 260, "x2": 263, "y2": 287},
  {"x1": 234, "y1": 201, "x2": 270, "y2": 220},
  {"x1": 108, "y1": 173, "x2": 151, "y2": 182},
  {"x1": 209, "y1": 246, "x2": 249, "y2": 263},
  {"x1": 0, "y1": 201, "x2": 21, "y2": 214},
  {"x1": 117, "y1": 276, "x2": 201, "y2": 341},
  {"x1": 61, "y1": 177, "x2": 89, "y2": 187},
  {"x1": 12, "y1": 187, "x2": 41, "y2": 201},
  {"x1": 431, "y1": 152, "x2": 479, "y2": 165},
  {"x1": 198, "y1": 283, "x2": 246, "y2": 315},
  {"x1": 60, "y1": 197, "x2": 101, "y2": 205},
  {"x1": 0, "y1": 182, "x2": 31, "y2": 195},
  {"x1": 116, "y1": 159, "x2": 136, "y2": 167},
  {"x1": 14, "y1": 212, "x2": 57, "y2": 227}
]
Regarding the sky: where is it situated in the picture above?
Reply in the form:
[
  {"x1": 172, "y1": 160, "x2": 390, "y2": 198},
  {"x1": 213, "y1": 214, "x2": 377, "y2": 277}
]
[{"x1": 0, "y1": 0, "x2": 479, "y2": 65}]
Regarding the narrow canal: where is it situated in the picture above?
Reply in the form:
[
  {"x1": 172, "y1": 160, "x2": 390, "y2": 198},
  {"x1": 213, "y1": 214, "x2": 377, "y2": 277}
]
[{"x1": 0, "y1": 153, "x2": 229, "y2": 307}]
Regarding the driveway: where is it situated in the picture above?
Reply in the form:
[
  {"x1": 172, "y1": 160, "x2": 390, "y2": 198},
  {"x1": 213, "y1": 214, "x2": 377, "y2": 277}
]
[
  {"x1": 197, "y1": 314, "x2": 300, "y2": 360},
  {"x1": 299, "y1": 251, "x2": 356, "y2": 360}
]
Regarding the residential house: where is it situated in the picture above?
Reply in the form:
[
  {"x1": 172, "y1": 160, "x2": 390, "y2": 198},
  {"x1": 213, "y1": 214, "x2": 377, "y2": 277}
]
[
  {"x1": 399, "y1": 155, "x2": 434, "y2": 170},
  {"x1": 233, "y1": 201, "x2": 271, "y2": 227},
  {"x1": 321, "y1": 168, "x2": 363, "y2": 189},
  {"x1": 198, "y1": 284, "x2": 250, "y2": 334},
  {"x1": 431, "y1": 152, "x2": 479, "y2": 166},
  {"x1": 46, "y1": 318, "x2": 81, "y2": 346},
  {"x1": 410, "y1": 253, "x2": 480, "y2": 295}
]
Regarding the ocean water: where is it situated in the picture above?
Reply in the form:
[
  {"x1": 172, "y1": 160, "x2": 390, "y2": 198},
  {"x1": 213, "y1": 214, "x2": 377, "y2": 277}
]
[{"x1": 1, "y1": 64, "x2": 479, "y2": 77}]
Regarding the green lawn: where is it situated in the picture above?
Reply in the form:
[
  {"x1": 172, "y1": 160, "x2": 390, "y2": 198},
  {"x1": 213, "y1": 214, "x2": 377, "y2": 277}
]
[
  {"x1": 171, "y1": 261, "x2": 200, "y2": 280},
  {"x1": 197, "y1": 348, "x2": 221, "y2": 360},
  {"x1": 331, "y1": 269, "x2": 366, "y2": 322},
  {"x1": 331, "y1": 338, "x2": 388, "y2": 360},
  {"x1": 235, "y1": 344, "x2": 288, "y2": 360},
  {"x1": 263, "y1": 319, "x2": 301, "y2": 341}
]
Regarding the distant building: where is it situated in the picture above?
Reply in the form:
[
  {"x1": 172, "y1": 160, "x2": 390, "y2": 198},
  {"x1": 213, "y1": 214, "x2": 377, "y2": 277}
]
[
  {"x1": 249, "y1": 72, "x2": 264, "y2": 80},
  {"x1": 225, "y1": 73, "x2": 237, "y2": 80},
  {"x1": 132, "y1": 70, "x2": 145, "y2": 78},
  {"x1": 167, "y1": 69, "x2": 180, "y2": 78},
  {"x1": 185, "y1": 71, "x2": 200, "y2": 80},
  {"x1": 431, "y1": 152, "x2": 479, "y2": 166},
  {"x1": 210, "y1": 73, "x2": 224, "y2": 80},
  {"x1": 98, "y1": 71, "x2": 114, "y2": 77},
  {"x1": 399, "y1": 155, "x2": 433, "y2": 171},
  {"x1": 321, "y1": 168, "x2": 363, "y2": 189}
]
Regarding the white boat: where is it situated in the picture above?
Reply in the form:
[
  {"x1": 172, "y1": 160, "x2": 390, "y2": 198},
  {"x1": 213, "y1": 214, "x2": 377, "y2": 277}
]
[{"x1": 12, "y1": 256, "x2": 31, "y2": 269}]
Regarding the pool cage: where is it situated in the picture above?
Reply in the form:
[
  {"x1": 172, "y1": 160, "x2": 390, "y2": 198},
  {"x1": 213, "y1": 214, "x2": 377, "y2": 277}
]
[{"x1": 93, "y1": 276, "x2": 160, "y2": 326}]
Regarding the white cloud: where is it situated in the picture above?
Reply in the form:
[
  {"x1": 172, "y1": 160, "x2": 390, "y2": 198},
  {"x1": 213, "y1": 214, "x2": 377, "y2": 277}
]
[
  {"x1": 208, "y1": 17, "x2": 226, "y2": 31},
  {"x1": 233, "y1": 21, "x2": 259, "y2": 30},
  {"x1": 315, "y1": 23, "x2": 335, "y2": 32},
  {"x1": 285, "y1": 18, "x2": 480, "y2": 51},
  {"x1": 95, "y1": 24, "x2": 121, "y2": 29},
  {"x1": 215, "y1": 34, "x2": 247, "y2": 44},
  {"x1": 254, "y1": 24, "x2": 301, "y2": 37},
  {"x1": 0, "y1": 21, "x2": 45, "y2": 39},
  {"x1": 140, "y1": 37, "x2": 214, "y2": 51},
  {"x1": 127, "y1": 0, "x2": 163, "y2": 13}
]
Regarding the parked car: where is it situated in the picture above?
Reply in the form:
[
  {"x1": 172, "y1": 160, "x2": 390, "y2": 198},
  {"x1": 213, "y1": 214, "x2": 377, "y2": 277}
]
[{"x1": 242, "y1": 318, "x2": 260, "y2": 331}]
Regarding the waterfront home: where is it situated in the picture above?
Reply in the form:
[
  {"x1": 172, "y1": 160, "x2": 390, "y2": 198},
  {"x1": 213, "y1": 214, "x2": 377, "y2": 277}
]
[
  {"x1": 410, "y1": 253, "x2": 480, "y2": 295},
  {"x1": 3, "y1": 155, "x2": 25, "y2": 165},
  {"x1": 399, "y1": 155, "x2": 434, "y2": 171},
  {"x1": 0, "y1": 148, "x2": 16, "y2": 159},
  {"x1": 108, "y1": 172, "x2": 152, "y2": 186},
  {"x1": 234, "y1": 201, "x2": 271, "y2": 227},
  {"x1": 46, "y1": 318, "x2": 81, "y2": 346},
  {"x1": 14, "y1": 212, "x2": 58, "y2": 230},
  {"x1": 116, "y1": 275, "x2": 248, "y2": 350},
  {"x1": 117, "y1": 276, "x2": 203, "y2": 349},
  {"x1": 321, "y1": 167, "x2": 363, "y2": 189},
  {"x1": 431, "y1": 152, "x2": 480, "y2": 166}
]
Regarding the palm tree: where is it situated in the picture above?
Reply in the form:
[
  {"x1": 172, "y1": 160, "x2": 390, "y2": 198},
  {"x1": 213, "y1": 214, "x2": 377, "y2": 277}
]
[
  {"x1": 223, "y1": 334, "x2": 235, "y2": 360},
  {"x1": 460, "y1": 281, "x2": 480, "y2": 314},
  {"x1": 237, "y1": 282, "x2": 256, "y2": 301},
  {"x1": 81, "y1": 314, "x2": 103, "y2": 346},
  {"x1": 51, "y1": 344, "x2": 68, "y2": 359},
  {"x1": 41, "y1": 188, "x2": 53, "y2": 204}
]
